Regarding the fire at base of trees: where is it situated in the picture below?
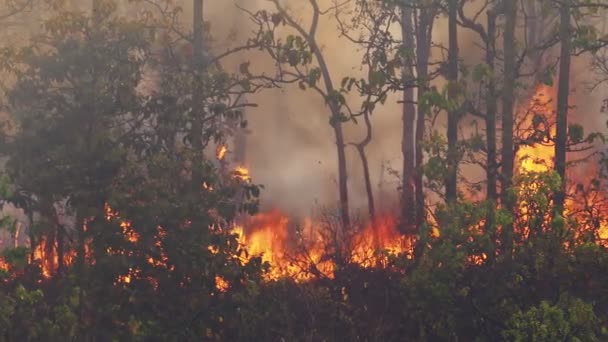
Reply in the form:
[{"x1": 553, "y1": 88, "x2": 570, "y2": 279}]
[{"x1": 0, "y1": 0, "x2": 608, "y2": 341}]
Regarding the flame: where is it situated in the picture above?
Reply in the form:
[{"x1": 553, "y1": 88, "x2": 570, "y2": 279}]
[
  {"x1": 233, "y1": 210, "x2": 289, "y2": 265},
  {"x1": 515, "y1": 84, "x2": 608, "y2": 242},
  {"x1": 233, "y1": 166, "x2": 251, "y2": 182},
  {"x1": 231, "y1": 211, "x2": 413, "y2": 281},
  {"x1": 351, "y1": 216, "x2": 413, "y2": 267},
  {"x1": 516, "y1": 85, "x2": 555, "y2": 173},
  {"x1": 4, "y1": 83, "x2": 606, "y2": 287},
  {"x1": 106, "y1": 203, "x2": 139, "y2": 243},
  {"x1": 217, "y1": 145, "x2": 228, "y2": 160},
  {"x1": 226, "y1": 83, "x2": 607, "y2": 280},
  {"x1": 0, "y1": 258, "x2": 9, "y2": 272},
  {"x1": 32, "y1": 238, "x2": 58, "y2": 278},
  {"x1": 215, "y1": 275, "x2": 229, "y2": 292}
]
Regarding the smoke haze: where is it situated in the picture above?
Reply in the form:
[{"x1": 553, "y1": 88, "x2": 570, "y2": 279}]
[{"x1": 198, "y1": 0, "x2": 608, "y2": 215}]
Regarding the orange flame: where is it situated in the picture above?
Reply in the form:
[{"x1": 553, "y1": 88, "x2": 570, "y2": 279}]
[
  {"x1": 515, "y1": 84, "x2": 608, "y2": 242},
  {"x1": 516, "y1": 84, "x2": 555, "y2": 174},
  {"x1": 0, "y1": 258, "x2": 9, "y2": 273},
  {"x1": 232, "y1": 211, "x2": 413, "y2": 281},
  {"x1": 217, "y1": 145, "x2": 228, "y2": 160},
  {"x1": 215, "y1": 275, "x2": 230, "y2": 292},
  {"x1": 233, "y1": 166, "x2": 251, "y2": 182}
]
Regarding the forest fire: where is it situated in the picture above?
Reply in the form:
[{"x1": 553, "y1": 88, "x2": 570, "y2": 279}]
[
  {"x1": 6, "y1": 81, "x2": 607, "y2": 284},
  {"x1": 515, "y1": 84, "x2": 608, "y2": 241},
  {"x1": 224, "y1": 83, "x2": 608, "y2": 279},
  {"x1": 3, "y1": 1, "x2": 608, "y2": 339},
  {"x1": 231, "y1": 210, "x2": 412, "y2": 281}
]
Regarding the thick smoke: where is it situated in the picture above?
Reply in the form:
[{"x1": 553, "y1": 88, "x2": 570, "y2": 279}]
[
  {"x1": 199, "y1": 0, "x2": 484, "y2": 215},
  {"x1": 199, "y1": 0, "x2": 607, "y2": 215},
  {"x1": 199, "y1": 0, "x2": 408, "y2": 215}
]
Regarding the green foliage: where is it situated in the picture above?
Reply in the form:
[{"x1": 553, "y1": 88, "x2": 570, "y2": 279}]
[{"x1": 503, "y1": 298, "x2": 605, "y2": 341}]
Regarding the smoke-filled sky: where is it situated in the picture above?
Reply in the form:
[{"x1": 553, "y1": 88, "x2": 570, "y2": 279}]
[{"x1": 199, "y1": 0, "x2": 607, "y2": 215}]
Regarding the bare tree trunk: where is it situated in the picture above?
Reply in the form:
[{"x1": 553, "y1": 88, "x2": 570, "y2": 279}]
[
  {"x1": 555, "y1": 0, "x2": 571, "y2": 215},
  {"x1": 527, "y1": 0, "x2": 541, "y2": 73},
  {"x1": 415, "y1": 7, "x2": 435, "y2": 228},
  {"x1": 307, "y1": 7, "x2": 349, "y2": 230},
  {"x1": 486, "y1": 9, "x2": 498, "y2": 221},
  {"x1": 79, "y1": 3, "x2": 102, "y2": 335},
  {"x1": 354, "y1": 111, "x2": 376, "y2": 224},
  {"x1": 57, "y1": 222, "x2": 64, "y2": 274},
  {"x1": 446, "y1": 0, "x2": 459, "y2": 203},
  {"x1": 27, "y1": 209, "x2": 35, "y2": 261},
  {"x1": 401, "y1": 5, "x2": 416, "y2": 233},
  {"x1": 483, "y1": 8, "x2": 499, "y2": 262},
  {"x1": 75, "y1": 212, "x2": 86, "y2": 336},
  {"x1": 12, "y1": 221, "x2": 20, "y2": 248},
  {"x1": 501, "y1": 0, "x2": 517, "y2": 257},
  {"x1": 191, "y1": 0, "x2": 204, "y2": 213},
  {"x1": 333, "y1": 109, "x2": 350, "y2": 229}
]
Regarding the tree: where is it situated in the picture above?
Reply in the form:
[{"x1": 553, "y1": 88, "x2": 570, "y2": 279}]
[
  {"x1": 445, "y1": 0, "x2": 460, "y2": 203},
  {"x1": 502, "y1": 298, "x2": 605, "y2": 341},
  {"x1": 501, "y1": 0, "x2": 517, "y2": 257},
  {"x1": 246, "y1": 0, "x2": 352, "y2": 229},
  {"x1": 401, "y1": 2, "x2": 416, "y2": 232},
  {"x1": 555, "y1": 0, "x2": 572, "y2": 216},
  {"x1": 412, "y1": 2, "x2": 438, "y2": 228},
  {"x1": 0, "y1": 2, "x2": 264, "y2": 338},
  {"x1": 341, "y1": 0, "x2": 439, "y2": 232},
  {"x1": 456, "y1": 0, "x2": 501, "y2": 255}
]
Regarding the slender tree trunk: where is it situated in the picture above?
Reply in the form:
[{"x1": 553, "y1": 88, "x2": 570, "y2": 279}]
[
  {"x1": 26, "y1": 209, "x2": 35, "y2": 261},
  {"x1": 415, "y1": 8, "x2": 434, "y2": 228},
  {"x1": 555, "y1": 0, "x2": 571, "y2": 215},
  {"x1": 356, "y1": 142, "x2": 375, "y2": 226},
  {"x1": 527, "y1": 0, "x2": 541, "y2": 75},
  {"x1": 78, "y1": 3, "x2": 102, "y2": 336},
  {"x1": 358, "y1": 110, "x2": 375, "y2": 221},
  {"x1": 401, "y1": 5, "x2": 416, "y2": 233},
  {"x1": 45, "y1": 224, "x2": 55, "y2": 273},
  {"x1": 310, "y1": 48, "x2": 349, "y2": 230},
  {"x1": 357, "y1": 113, "x2": 376, "y2": 219},
  {"x1": 191, "y1": 0, "x2": 205, "y2": 215},
  {"x1": 446, "y1": 0, "x2": 459, "y2": 203},
  {"x1": 333, "y1": 111, "x2": 350, "y2": 229},
  {"x1": 484, "y1": 9, "x2": 499, "y2": 262},
  {"x1": 358, "y1": 146, "x2": 375, "y2": 222},
  {"x1": 57, "y1": 223, "x2": 64, "y2": 274},
  {"x1": 501, "y1": 0, "x2": 517, "y2": 257},
  {"x1": 486, "y1": 10, "x2": 498, "y2": 221},
  {"x1": 76, "y1": 212, "x2": 86, "y2": 337}
]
